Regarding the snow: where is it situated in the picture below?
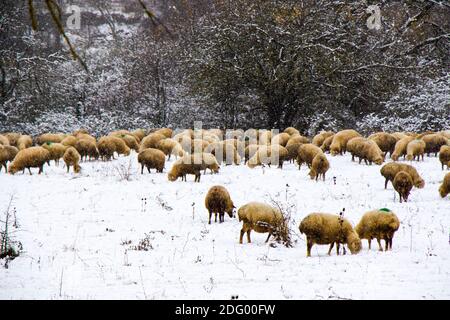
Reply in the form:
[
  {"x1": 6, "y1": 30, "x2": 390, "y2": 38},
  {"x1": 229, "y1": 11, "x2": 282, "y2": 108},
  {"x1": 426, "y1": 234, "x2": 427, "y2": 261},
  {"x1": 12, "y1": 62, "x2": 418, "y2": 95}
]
[{"x1": 0, "y1": 152, "x2": 449, "y2": 299}]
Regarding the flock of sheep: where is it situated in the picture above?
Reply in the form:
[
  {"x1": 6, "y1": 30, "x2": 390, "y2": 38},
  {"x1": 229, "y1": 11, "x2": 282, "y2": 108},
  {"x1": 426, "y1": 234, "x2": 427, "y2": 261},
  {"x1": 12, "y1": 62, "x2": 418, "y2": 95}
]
[{"x1": 1, "y1": 127, "x2": 449, "y2": 257}]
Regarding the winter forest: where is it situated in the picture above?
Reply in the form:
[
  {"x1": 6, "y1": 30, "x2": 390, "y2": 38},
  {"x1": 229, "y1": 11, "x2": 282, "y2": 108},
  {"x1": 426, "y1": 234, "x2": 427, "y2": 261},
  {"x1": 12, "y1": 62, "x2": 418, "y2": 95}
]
[{"x1": 1, "y1": 0, "x2": 449, "y2": 135}]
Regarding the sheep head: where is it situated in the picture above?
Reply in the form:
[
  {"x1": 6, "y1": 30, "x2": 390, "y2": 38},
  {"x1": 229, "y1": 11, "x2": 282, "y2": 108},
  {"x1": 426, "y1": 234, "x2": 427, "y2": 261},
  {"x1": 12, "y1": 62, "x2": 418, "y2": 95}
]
[{"x1": 347, "y1": 232, "x2": 362, "y2": 254}]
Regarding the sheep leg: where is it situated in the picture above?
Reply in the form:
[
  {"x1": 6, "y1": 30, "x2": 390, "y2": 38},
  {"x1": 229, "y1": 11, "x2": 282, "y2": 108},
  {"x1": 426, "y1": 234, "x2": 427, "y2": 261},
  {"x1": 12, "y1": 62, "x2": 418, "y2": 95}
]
[
  {"x1": 389, "y1": 238, "x2": 393, "y2": 250},
  {"x1": 368, "y1": 238, "x2": 372, "y2": 250},
  {"x1": 208, "y1": 211, "x2": 212, "y2": 225},
  {"x1": 384, "y1": 178, "x2": 389, "y2": 189},
  {"x1": 239, "y1": 229, "x2": 245, "y2": 244},
  {"x1": 28, "y1": 167, "x2": 32, "y2": 175},
  {"x1": 141, "y1": 164, "x2": 144, "y2": 174},
  {"x1": 147, "y1": 166, "x2": 151, "y2": 174},
  {"x1": 214, "y1": 213, "x2": 217, "y2": 223},
  {"x1": 246, "y1": 230, "x2": 251, "y2": 243},
  {"x1": 384, "y1": 237, "x2": 389, "y2": 251},
  {"x1": 265, "y1": 232, "x2": 272, "y2": 243},
  {"x1": 336, "y1": 243, "x2": 340, "y2": 255},
  {"x1": 328, "y1": 242, "x2": 334, "y2": 255},
  {"x1": 342, "y1": 246, "x2": 347, "y2": 255},
  {"x1": 66, "y1": 165, "x2": 70, "y2": 173},
  {"x1": 377, "y1": 238, "x2": 383, "y2": 251},
  {"x1": 306, "y1": 238, "x2": 313, "y2": 257},
  {"x1": 322, "y1": 173, "x2": 325, "y2": 181}
]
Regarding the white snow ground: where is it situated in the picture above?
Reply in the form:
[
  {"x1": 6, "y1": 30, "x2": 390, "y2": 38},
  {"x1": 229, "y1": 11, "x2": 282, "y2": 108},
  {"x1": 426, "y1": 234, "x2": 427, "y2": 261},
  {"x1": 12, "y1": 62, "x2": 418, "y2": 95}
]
[{"x1": 0, "y1": 152, "x2": 449, "y2": 299}]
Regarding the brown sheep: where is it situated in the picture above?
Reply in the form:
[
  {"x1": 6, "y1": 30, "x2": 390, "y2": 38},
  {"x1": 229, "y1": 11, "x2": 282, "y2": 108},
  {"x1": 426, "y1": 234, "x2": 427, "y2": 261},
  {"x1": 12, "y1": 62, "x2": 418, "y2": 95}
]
[
  {"x1": 191, "y1": 152, "x2": 220, "y2": 174},
  {"x1": 156, "y1": 138, "x2": 185, "y2": 160},
  {"x1": 0, "y1": 135, "x2": 10, "y2": 146},
  {"x1": 406, "y1": 139, "x2": 426, "y2": 161},
  {"x1": 312, "y1": 131, "x2": 334, "y2": 147},
  {"x1": 17, "y1": 135, "x2": 33, "y2": 150},
  {"x1": 355, "y1": 209, "x2": 400, "y2": 251},
  {"x1": 271, "y1": 133, "x2": 291, "y2": 147},
  {"x1": 172, "y1": 134, "x2": 193, "y2": 154},
  {"x1": 132, "y1": 129, "x2": 146, "y2": 142},
  {"x1": 61, "y1": 135, "x2": 78, "y2": 148},
  {"x1": 0, "y1": 145, "x2": 19, "y2": 173},
  {"x1": 75, "y1": 139, "x2": 99, "y2": 161},
  {"x1": 391, "y1": 132, "x2": 408, "y2": 141},
  {"x1": 116, "y1": 134, "x2": 140, "y2": 152},
  {"x1": 36, "y1": 133, "x2": 66, "y2": 145},
  {"x1": 109, "y1": 136, "x2": 130, "y2": 157},
  {"x1": 3, "y1": 132, "x2": 21, "y2": 146},
  {"x1": 422, "y1": 134, "x2": 448, "y2": 157},
  {"x1": 286, "y1": 135, "x2": 309, "y2": 147},
  {"x1": 286, "y1": 142, "x2": 302, "y2": 163},
  {"x1": 346, "y1": 137, "x2": 367, "y2": 162},
  {"x1": 296, "y1": 144, "x2": 323, "y2": 169},
  {"x1": 258, "y1": 130, "x2": 272, "y2": 145},
  {"x1": 299, "y1": 213, "x2": 362, "y2": 257},
  {"x1": 72, "y1": 129, "x2": 90, "y2": 136},
  {"x1": 380, "y1": 162, "x2": 425, "y2": 189},
  {"x1": 75, "y1": 133, "x2": 96, "y2": 143},
  {"x1": 308, "y1": 153, "x2": 330, "y2": 181},
  {"x1": 168, "y1": 156, "x2": 204, "y2": 182},
  {"x1": 439, "y1": 145, "x2": 450, "y2": 170},
  {"x1": 330, "y1": 129, "x2": 361, "y2": 156},
  {"x1": 97, "y1": 136, "x2": 116, "y2": 161},
  {"x1": 138, "y1": 148, "x2": 166, "y2": 174},
  {"x1": 8, "y1": 147, "x2": 50, "y2": 175},
  {"x1": 391, "y1": 136, "x2": 415, "y2": 161},
  {"x1": 368, "y1": 132, "x2": 397, "y2": 157},
  {"x1": 248, "y1": 145, "x2": 288, "y2": 168},
  {"x1": 393, "y1": 171, "x2": 413, "y2": 203},
  {"x1": 41, "y1": 142, "x2": 68, "y2": 166},
  {"x1": 359, "y1": 140, "x2": 384, "y2": 165},
  {"x1": 191, "y1": 139, "x2": 210, "y2": 153},
  {"x1": 63, "y1": 147, "x2": 81, "y2": 173},
  {"x1": 244, "y1": 144, "x2": 260, "y2": 164},
  {"x1": 205, "y1": 186, "x2": 235, "y2": 224},
  {"x1": 237, "y1": 202, "x2": 284, "y2": 244},
  {"x1": 439, "y1": 172, "x2": 450, "y2": 198},
  {"x1": 320, "y1": 135, "x2": 335, "y2": 153},
  {"x1": 283, "y1": 127, "x2": 300, "y2": 136},
  {"x1": 140, "y1": 133, "x2": 167, "y2": 152},
  {"x1": 154, "y1": 128, "x2": 173, "y2": 138}
]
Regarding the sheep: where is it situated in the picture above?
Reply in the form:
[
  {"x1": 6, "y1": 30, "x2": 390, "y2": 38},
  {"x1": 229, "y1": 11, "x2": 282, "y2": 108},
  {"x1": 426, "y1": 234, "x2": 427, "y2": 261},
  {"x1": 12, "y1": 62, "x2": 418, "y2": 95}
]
[
  {"x1": 205, "y1": 186, "x2": 235, "y2": 224},
  {"x1": 380, "y1": 162, "x2": 425, "y2": 189},
  {"x1": 271, "y1": 133, "x2": 291, "y2": 147},
  {"x1": 406, "y1": 139, "x2": 426, "y2": 161},
  {"x1": 299, "y1": 213, "x2": 362, "y2": 257},
  {"x1": 308, "y1": 153, "x2": 330, "y2": 181},
  {"x1": 63, "y1": 147, "x2": 81, "y2": 173},
  {"x1": 439, "y1": 130, "x2": 450, "y2": 139},
  {"x1": 132, "y1": 129, "x2": 146, "y2": 142},
  {"x1": 108, "y1": 136, "x2": 130, "y2": 157},
  {"x1": 168, "y1": 155, "x2": 204, "y2": 182},
  {"x1": 208, "y1": 129, "x2": 224, "y2": 139},
  {"x1": 283, "y1": 127, "x2": 300, "y2": 136},
  {"x1": 391, "y1": 132, "x2": 409, "y2": 141},
  {"x1": 320, "y1": 135, "x2": 335, "y2": 153},
  {"x1": 75, "y1": 133, "x2": 96, "y2": 143},
  {"x1": 248, "y1": 145, "x2": 288, "y2": 168},
  {"x1": 72, "y1": 129, "x2": 90, "y2": 136},
  {"x1": 237, "y1": 202, "x2": 284, "y2": 244},
  {"x1": 36, "y1": 133, "x2": 66, "y2": 145},
  {"x1": 223, "y1": 139, "x2": 245, "y2": 158},
  {"x1": 286, "y1": 142, "x2": 302, "y2": 163},
  {"x1": 75, "y1": 139, "x2": 99, "y2": 161},
  {"x1": 258, "y1": 130, "x2": 272, "y2": 145},
  {"x1": 138, "y1": 148, "x2": 166, "y2": 174},
  {"x1": 8, "y1": 146, "x2": 50, "y2": 175},
  {"x1": 244, "y1": 144, "x2": 260, "y2": 164},
  {"x1": 330, "y1": 129, "x2": 361, "y2": 156},
  {"x1": 312, "y1": 131, "x2": 334, "y2": 147},
  {"x1": 156, "y1": 138, "x2": 185, "y2": 160},
  {"x1": 0, "y1": 135, "x2": 10, "y2": 146},
  {"x1": 41, "y1": 142, "x2": 68, "y2": 166},
  {"x1": 140, "y1": 133, "x2": 167, "y2": 152},
  {"x1": 391, "y1": 136, "x2": 415, "y2": 161},
  {"x1": 3, "y1": 132, "x2": 21, "y2": 146},
  {"x1": 207, "y1": 142, "x2": 241, "y2": 165},
  {"x1": 191, "y1": 139, "x2": 210, "y2": 153},
  {"x1": 154, "y1": 128, "x2": 173, "y2": 138},
  {"x1": 296, "y1": 144, "x2": 323, "y2": 169},
  {"x1": 439, "y1": 172, "x2": 450, "y2": 198},
  {"x1": 355, "y1": 209, "x2": 400, "y2": 251},
  {"x1": 192, "y1": 152, "x2": 220, "y2": 174},
  {"x1": 422, "y1": 134, "x2": 448, "y2": 157},
  {"x1": 286, "y1": 135, "x2": 309, "y2": 147},
  {"x1": 97, "y1": 136, "x2": 116, "y2": 161},
  {"x1": 17, "y1": 135, "x2": 33, "y2": 150},
  {"x1": 393, "y1": 171, "x2": 413, "y2": 203},
  {"x1": 116, "y1": 134, "x2": 140, "y2": 152},
  {"x1": 368, "y1": 132, "x2": 397, "y2": 157},
  {"x1": 346, "y1": 137, "x2": 367, "y2": 162},
  {"x1": 0, "y1": 145, "x2": 18, "y2": 173},
  {"x1": 61, "y1": 135, "x2": 78, "y2": 148},
  {"x1": 439, "y1": 145, "x2": 450, "y2": 170},
  {"x1": 172, "y1": 134, "x2": 193, "y2": 154},
  {"x1": 359, "y1": 140, "x2": 385, "y2": 165}
]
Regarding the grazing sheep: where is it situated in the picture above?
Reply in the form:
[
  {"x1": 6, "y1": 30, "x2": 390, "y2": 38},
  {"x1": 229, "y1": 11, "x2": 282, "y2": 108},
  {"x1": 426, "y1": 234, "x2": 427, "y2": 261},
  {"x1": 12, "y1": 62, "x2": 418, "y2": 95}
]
[
  {"x1": 237, "y1": 202, "x2": 284, "y2": 244},
  {"x1": 299, "y1": 213, "x2": 362, "y2": 257},
  {"x1": 346, "y1": 137, "x2": 367, "y2": 162},
  {"x1": 271, "y1": 133, "x2": 291, "y2": 147},
  {"x1": 192, "y1": 152, "x2": 220, "y2": 174},
  {"x1": 244, "y1": 144, "x2": 260, "y2": 164},
  {"x1": 391, "y1": 132, "x2": 408, "y2": 141},
  {"x1": 248, "y1": 145, "x2": 288, "y2": 168},
  {"x1": 312, "y1": 131, "x2": 334, "y2": 147},
  {"x1": 205, "y1": 186, "x2": 235, "y2": 224},
  {"x1": 360, "y1": 140, "x2": 384, "y2": 165},
  {"x1": 168, "y1": 155, "x2": 204, "y2": 182},
  {"x1": 75, "y1": 139, "x2": 99, "y2": 161},
  {"x1": 36, "y1": 133, "x2": 66, "y2": 145},
  {"x1": 156, "y1": 138, "x2": 184, "y2": 160},
  {"x1": 308, "y1": 153, "x2": 330, "y2": 181},
  {"x1": 368, "y1": 132, "x2": 397, "y2": 157},
  {"x1": 108, "y1": 136, "x2": 130, "y2": 157},
  {"x1": 140, "y1": 133, "x2": 166, "y2": 152},
  {"x1": 116, "y1": 134, "x2": 140, "y2": 152},
  {"x1": 172, "y1": 134, "x2": 193, "y2": 154},
  {"x1": 422, "y1": 134, "x2": 448, "y2": 157},
  {"x1": 154, "y1": 128, "x2": 173, "y2": 138},
  {"x1": 286, "y1": 142, "x2": 302, "y2": 163},
  {"x1": 0, "y1": 135, "x2": 10, "y2": 146},
  {"x1": 138, "y1": 148, "x2": 166, "y2": 174},
  {"x1": 283, "y1": 127, "x2": 300, "y2": 136},
  {"x1": 439, "y1": 145, "x2": 450, "y2": 170},
  {"x1": 17, "y1": 135, "x2": 33, "y2": 150},
  {"x1": 439, "y1": 172, "x2": 450, "y2": 198},
  {"x1": 41, "y1": 142, "x2": 68, "y2": 165},
  {"x1": 61, "y1": 135, "x2": 78, "y2": 148},
  {"x1": 406, "y1": 139, "x2": 426, "y2": 161},
  {"x1": 391, "y1": 136, "x2": 415, "y2": 161},
  {"x1": 72, "y1": 129, "x2": 90, "y2": 136},
  {"x1": 355, "y1": 209, "x2": 400, "y2": 251},
  {"x1": 320, "y1": 135, "x2": 335, "y2": 153},
  {"x1": 132, "y1": 129, "x2": 146, "y2": 142},
  {"x1": 286, "y1": 135, "x2": 309, "y2": 147},
  {"x1": 393, "y1": 171, "x2": 413, "y2": 203},
  {"x1": 330, "y1": 129, "x2": 361, "y2": 156},
  {"x1": 8, "y1": 146, "x2": 50, "y2": 175},
  {"x1": 97, "y1": 136, "x2": 116, "y2": 161},
  {"x1": 63, "y1": 147, "x2": 81, "y2": 173},
  {"x1": 74, "y1": 133, "x2": 96, "y2": 144},
  {"x1": 296, "y1": 144, "x2": 323, "y2": 169},
  {"x1": 380, "y1": 162, "x2": 425, "y2": 189},
  {"x1": 3, "y1": 132, "x2": 21, "y2": 146},
  {"x1": 0, "y1": 145, "x2": 19, "y2": 172}
]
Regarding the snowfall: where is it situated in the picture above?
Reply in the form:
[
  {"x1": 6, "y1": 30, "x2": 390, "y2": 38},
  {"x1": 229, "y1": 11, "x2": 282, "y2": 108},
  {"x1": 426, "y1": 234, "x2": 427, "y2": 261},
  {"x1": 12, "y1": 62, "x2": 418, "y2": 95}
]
[{"x1": 0, "y1": 152, "x2": 449, "y2": 300}]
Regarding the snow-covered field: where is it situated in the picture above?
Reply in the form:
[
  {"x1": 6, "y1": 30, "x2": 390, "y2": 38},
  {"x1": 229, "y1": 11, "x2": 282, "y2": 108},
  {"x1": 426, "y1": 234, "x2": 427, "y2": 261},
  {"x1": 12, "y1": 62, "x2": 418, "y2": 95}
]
[{"x1": 0, "y1": 152, "x2": 449, "y2": 299}]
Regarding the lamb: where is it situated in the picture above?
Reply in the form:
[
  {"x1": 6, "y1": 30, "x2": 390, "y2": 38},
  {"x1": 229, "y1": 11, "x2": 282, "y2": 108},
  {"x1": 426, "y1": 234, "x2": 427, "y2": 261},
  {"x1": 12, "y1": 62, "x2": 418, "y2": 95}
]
[
  {"x1": 296, "y1": 144, "x2": 323, "y2": 169},
  {"x1": 0, "y1": 135, "x2": 10, "y2": 146},
  {"x1": 36, "y1": 133, "x2": 66, "y2": 145},
  {"x1": 138, "y1": 148, "x2": 166, "y2": 174},
  {"x1": 61, "y1": 135, "x2": 78, "y2": 148},
  {"x1": 75, "y1": 139, "x2": 99, "y2": 161},
  {"x1": 237, "y1": 202, "x2": 284, "y2": 244},
  {"x1": 393, "y1": 171, "x2": 413, "y2": 203},
  {"x1": 439, "y1": 145, "x2": 450, "y2": 170},
  {"x1": 271, "y1": 133, "x2": 291, "y2": 147},
  {"x1": 308, "y1": 153, "x2": 330, "y2": 181},
  {"x1": 205, "y1": 186, "x2": 235, "y2": 224},
  {"x1": 422, "y1": 134, "x2": 448, "y2": 156},
  {"x1": 330, "y1": 129, "x2": 361, "y2": 156},
  {"x1": 17, "y1": 135, "x2": 33, "y2": 150},
  {"x1": 391, "y1": 136, "x2": 414, "y2": 161},
  {"x1": 355, "y1": 209, "x2": 400, "y2": 251},
  {"x1": 156, "y1": 138, "x2": 185, "y2": 160},
  {"x1": 140, "y1": 133, "x2": 167, "y2": 152},
  {"x1": 406, "y1": 139, "x2": 426, "y2": 161},
  {"x1": 248, "y1": 145, "x2": 288, "y2": 168},
  {"x1": 168, "y1": 155, "x2": 204, "y2": 182},
  {"x1": 41, "y1": 142, "x2": 68, "y2": 165},
  {"x1": 8, "y1": 146, "x2": 50, "y2": 175},
  {"x1": 320, "y1": 135, "x2": 334, "y2": 153},
  {"x1": 299, "y1": 213, "x2": 362, "y2": 257},
  {"x1": 312, "y1": 131, "x2": 334, "y2": 147},
  {"x1": 368, "y1": 132, "x2": 397, "y2": 157},
  {"x1": 380, "y1": 162, "x2": 425, "y2": 189},
  {"x1": 0, "y1": 145, "x2": 19, "y2": 172},
  {"x1": 283, "y1": 127, "x2": 300, "y2": 136},
  {"x1": 439, "y1": 172, "x2": 450, "y2": 198},
  {"x1": 63, "y1": 147, "x2": 81, "y2": 173}
]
